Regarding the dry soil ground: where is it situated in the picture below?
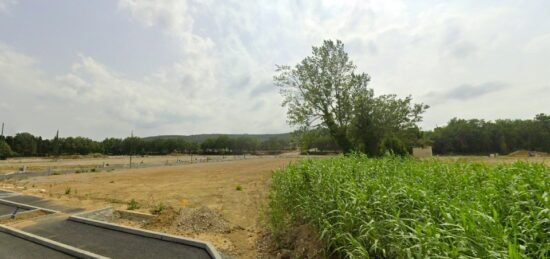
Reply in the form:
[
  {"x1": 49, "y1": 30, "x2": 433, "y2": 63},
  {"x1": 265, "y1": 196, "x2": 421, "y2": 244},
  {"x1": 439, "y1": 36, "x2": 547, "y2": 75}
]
[
  {"x1": 1, "y1": 154, "x2": 547, "y2": 258},
  {"x1": 0, "y1": 154, "x2": 250, "y2": 174},
  {"x1": 432, "y1": 154, "x2": 550, "y2": 166},
  {"x1": 1, "y1": 156, "x2": 301, "y2": 258}
]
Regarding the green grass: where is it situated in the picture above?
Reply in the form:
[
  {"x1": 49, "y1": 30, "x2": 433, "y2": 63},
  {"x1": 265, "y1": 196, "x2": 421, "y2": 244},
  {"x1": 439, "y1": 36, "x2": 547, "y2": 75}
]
[
  {"x1": 127, "y1": 199, "x2": 140, "y2": 210},
  {"x1": 269, "y1": 155, "x2": 549, "y2": 258}
]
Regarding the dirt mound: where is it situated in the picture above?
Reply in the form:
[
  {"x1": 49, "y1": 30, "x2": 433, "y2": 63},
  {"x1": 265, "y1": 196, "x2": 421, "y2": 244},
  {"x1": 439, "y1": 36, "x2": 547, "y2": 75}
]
[
  {"x1": 143, "y1": 206, "x2": 231, "y2": 234},
  {"x1": 176, "y1": 206, "x2": 231, "y2": 233}
]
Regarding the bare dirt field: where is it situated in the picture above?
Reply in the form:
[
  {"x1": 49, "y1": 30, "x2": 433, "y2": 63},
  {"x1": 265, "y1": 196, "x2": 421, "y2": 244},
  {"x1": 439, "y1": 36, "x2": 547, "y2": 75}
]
[
  {"x1": 0, "y1": 154, "x2": 253, "y2": 174},
  {"x1": 1, "y1": 156, "x2": 302, "y2": 258}
]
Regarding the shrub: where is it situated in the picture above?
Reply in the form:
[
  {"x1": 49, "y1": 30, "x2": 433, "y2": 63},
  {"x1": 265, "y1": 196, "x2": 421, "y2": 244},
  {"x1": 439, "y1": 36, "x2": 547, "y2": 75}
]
[
  {"x1": 235, "y1": 184, "x2": 243, "y2": 191},
  {"x1": 64, "y1": 187, "x2": 71, "y2": 195},
  {"x1": 127, "y1": 199, "x2": 140, "y2": 210},
  {"x1": 150, "y1": 202, "x2": 166, "y2": 215}
]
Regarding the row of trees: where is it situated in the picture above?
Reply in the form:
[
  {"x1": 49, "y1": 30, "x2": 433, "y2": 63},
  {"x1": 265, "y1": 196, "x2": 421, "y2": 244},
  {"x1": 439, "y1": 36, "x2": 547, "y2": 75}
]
[
  {"x1": 428, "y1": 114, "x2": 550, "y2": 155},
  {"x1": 0, "y1": 134, "x2": 293, "y2": 159}
]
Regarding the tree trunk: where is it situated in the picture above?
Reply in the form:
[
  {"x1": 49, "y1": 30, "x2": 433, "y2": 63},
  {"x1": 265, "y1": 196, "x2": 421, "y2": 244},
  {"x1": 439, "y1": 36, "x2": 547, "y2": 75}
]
[{"x1": 324, "y1": 115, "x2": 353, "y2": 153}]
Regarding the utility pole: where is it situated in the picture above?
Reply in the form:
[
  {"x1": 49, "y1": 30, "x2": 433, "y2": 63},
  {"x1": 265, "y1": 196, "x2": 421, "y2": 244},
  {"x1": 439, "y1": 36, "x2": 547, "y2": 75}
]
[
  {"x1": 54, "y1": 130, "x2": 59, "y2": 158},
  {"x1": 1, "y1": 122, "x2": 4, "y2": 137}
]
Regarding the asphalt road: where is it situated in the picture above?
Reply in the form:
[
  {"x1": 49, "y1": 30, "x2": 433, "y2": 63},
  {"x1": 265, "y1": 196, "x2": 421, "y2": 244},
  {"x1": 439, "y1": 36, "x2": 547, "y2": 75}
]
[
  {"x1": 1, "y1": 190, "x2": 215, "y2": 259},
  {"x1": 0, "y1": 232, "x2": 75, "y2": 259},
  {"x1": 0, "y1": 203, "x2": 27, "y2": 216},
  {"x1": 1, "y1": 194, "x2": 84, "y2": 213},
  {"x1": 20, "y1": 215, "x2": 211, "y2": 259}
]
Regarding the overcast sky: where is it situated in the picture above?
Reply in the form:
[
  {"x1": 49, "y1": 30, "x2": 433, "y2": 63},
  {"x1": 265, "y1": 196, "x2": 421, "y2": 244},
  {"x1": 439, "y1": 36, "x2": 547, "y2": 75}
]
[{"x1": 0, "y1": 0, "x2": 549, "y2": 139}]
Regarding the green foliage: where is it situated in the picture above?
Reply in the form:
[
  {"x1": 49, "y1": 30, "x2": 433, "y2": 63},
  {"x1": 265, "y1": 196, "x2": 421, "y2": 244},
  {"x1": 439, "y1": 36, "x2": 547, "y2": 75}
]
[
  {"x1": 235, "y1": 184, "x2": 243, "y2": 191},
  {"x1": 64, "y1": 187, "x2": 71, "y2": 195},
  {"x1": 351, "y1": 93, "x2": 428, "y2": 156},
  {"x1": 275, "y1": 40, "x2": 427, "y2": 155},
  {"x1": 0, "y1": 131, "x2": 293, "y2": 158},
  {"x1": 150, "y1": 202, "x2": 166, "y2": 215},
  {"x1": 13, "y1": 132, "x2": 38, "y2": 156},
  {"x1": 275, "y1": 40, "x2": 369, "y2": 153},
  {"x1": 293, "y1": 128, "x2": 340, "y2": 153},
  {"x1": 0, "y1": 139, "x2": 13, "y2": 160},
  {"x1": 127, "y1": 199, "x2": 140, "y2": 210},
  {"x1": 429, "y1": 114, "x2": 550, "y2": 154},
  {"x1": 269, "y1": 156, "x2": 549, "y2": 258}
]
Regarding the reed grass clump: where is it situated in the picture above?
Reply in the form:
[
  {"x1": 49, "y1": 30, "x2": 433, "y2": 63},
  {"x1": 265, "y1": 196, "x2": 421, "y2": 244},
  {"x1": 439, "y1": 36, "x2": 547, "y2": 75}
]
[{"x1": 269, "y1": 155, "x2": 549, "y2": 258}]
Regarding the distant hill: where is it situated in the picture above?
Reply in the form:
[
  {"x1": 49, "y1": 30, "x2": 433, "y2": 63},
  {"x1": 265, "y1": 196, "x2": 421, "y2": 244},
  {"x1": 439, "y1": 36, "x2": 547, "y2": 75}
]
[{"x1": 143, "y1": 133, "x2": 292, "y2": 143}]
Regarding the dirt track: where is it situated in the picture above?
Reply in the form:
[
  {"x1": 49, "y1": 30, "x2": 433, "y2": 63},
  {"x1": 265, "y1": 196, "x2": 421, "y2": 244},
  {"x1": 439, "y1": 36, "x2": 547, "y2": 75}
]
[{"x1": 1, "y1": 157, "x2": 300, "y2": 258}]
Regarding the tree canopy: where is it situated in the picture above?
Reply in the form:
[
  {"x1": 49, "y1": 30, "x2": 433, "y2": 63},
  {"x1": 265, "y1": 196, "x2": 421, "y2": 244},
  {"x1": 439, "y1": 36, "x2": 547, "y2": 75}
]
[
  {"x1": 0, "y1": 139, "x2": 12, "y2": 160},
  {"x1": 428, "y1": 114, "x2": 550, "y2": 155},
  {"x1": 275, "y1": 40, "x2": 428, "y2": 155}
]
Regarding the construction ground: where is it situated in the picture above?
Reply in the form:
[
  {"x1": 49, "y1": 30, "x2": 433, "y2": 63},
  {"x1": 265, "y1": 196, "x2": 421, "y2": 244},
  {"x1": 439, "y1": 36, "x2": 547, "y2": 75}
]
[{"x1": 0, "y1": 155, "x2": 301, "y2": 258}]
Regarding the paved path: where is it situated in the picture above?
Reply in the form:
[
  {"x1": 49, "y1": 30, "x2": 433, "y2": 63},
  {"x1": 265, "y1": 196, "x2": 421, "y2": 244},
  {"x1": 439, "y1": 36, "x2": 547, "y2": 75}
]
[
  {"x1": 21, "y1": 214, "x2": 211, "y2": 259},
  {"x1": 0, "y1": 203, "x2": 27, "y2": 216},
  {"x1": 0, "y1": 190, "x2": 216, "y2": 259},
  {"x1": 0, "y1": 232, "x2": 76, "y2": 259},
  {"x1": 0, "y1": 193, "x2": 84, "y2": 213}
]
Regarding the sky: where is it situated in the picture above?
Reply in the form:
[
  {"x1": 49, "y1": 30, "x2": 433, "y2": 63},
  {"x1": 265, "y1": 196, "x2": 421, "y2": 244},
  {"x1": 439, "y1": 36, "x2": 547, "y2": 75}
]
[{"x1": 0, "y1": 0, "x2": 549, "y2": 139}]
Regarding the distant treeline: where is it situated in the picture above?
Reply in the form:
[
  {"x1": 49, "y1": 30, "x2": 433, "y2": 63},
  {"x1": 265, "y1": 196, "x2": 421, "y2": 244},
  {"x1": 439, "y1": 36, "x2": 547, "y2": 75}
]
[
  {"x1": 0, "y1": 133, "x2": 294, "y2": 159},
  {"x1": 426, "y1": 114, "x2": 550, "y2": 155},
  {"x1": 1, "y1": 113, "x2": 548, "y2": 159}
]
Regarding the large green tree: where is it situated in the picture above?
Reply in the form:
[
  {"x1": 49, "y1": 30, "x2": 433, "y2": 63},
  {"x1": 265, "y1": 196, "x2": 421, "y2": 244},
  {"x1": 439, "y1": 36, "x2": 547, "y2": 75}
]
[
  {"x1": 12, "y1": 132, "x2": 37, "y2": 156},
  {"x1": 275, "y1": 40, "x2": 427, "y2": 155},
  {"x1": 0, "y1": 140, "x2": 13, "y2": 160},
  {"x1": 351, "y1": 93, "x2": 428, "y2": 156},
  {"x1": 274, "y1": 40, "x2": 370, "y2": 153}
]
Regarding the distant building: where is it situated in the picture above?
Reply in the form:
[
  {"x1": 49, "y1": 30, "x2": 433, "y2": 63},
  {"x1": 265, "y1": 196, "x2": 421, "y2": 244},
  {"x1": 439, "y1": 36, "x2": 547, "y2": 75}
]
[{"x1": 413, "y1": 146, "x2": 432, "y2": 158}]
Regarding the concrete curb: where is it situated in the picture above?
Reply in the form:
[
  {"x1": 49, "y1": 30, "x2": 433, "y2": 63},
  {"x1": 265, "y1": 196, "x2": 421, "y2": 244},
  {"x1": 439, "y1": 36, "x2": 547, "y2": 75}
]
[
  {"x1": 0, "y1": 198, "x2": 60, "y2": 214},
  {"x1": 70, "y1": 209, "x2": 222, "y2": 259},
  {"x1": 0, "y1": 224, "x2": 110, "y2": 259},
  {"x1": 117, "y1": 209, "x2": 154, "y2": 221}
]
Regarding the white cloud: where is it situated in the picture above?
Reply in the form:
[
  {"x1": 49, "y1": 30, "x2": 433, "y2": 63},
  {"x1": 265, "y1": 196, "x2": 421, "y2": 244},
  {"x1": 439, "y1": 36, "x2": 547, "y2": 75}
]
[
  {"x1": 1, "y1": 0, "x2": 549, "y2": 138},
  {"x1": 0, "y1": 0, "x2": 16, "y2": 13}
]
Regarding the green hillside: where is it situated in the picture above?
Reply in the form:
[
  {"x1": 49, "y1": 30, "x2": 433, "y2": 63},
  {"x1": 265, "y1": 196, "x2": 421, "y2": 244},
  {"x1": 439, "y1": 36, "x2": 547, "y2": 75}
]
[{"x1": 143, "y1": 133, "x2": 292, "y2": 143}]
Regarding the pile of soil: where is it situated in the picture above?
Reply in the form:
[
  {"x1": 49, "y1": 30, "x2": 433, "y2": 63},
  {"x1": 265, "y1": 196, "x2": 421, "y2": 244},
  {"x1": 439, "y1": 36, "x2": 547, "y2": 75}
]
[
  {"x1": 176, "y1": 206, "x2": 231, "y2": 233},
  {"x1": 143, "y1": 206, "x2": 231, "y2": 234}
]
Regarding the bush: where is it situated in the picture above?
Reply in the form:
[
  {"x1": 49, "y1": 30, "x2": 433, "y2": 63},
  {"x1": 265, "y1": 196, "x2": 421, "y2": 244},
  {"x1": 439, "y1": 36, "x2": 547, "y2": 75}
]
[
  {"x1": 269, "y1": 155, "x2": 549, "y2": 258},
  {"x1": 0, "y1": 140, "x2": 13, "y2": 160},
  {"x1": 150, "y1": 202, "x2": 166, "y2": 215},
  {"x1": 127, "y1": 199, "x2": 140, "y2": 210}
]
